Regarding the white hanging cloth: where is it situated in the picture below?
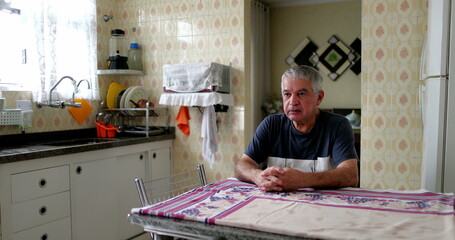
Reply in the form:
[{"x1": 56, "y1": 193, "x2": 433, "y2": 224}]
[
  {"x1": 201, "y1": 105, "x2": 217, "y2": 168},
  {"x1": 159, "y1": 92, "x2": 234, "y2": 107}
]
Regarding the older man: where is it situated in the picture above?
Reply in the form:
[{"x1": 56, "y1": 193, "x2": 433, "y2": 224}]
[{"x1": 235, "y1": 65, "x2": 358, "y2": 191}]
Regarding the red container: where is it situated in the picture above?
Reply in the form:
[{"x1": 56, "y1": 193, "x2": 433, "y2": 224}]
[{"x1": 95, "y1": 121, "x2": 118, "y2": 138}]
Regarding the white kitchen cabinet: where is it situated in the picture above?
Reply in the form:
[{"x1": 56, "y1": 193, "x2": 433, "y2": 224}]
[
  {"x1": 8, "y1": 165, "x2": 71, "y2": 240},
  {"x1": 116, "y1": 151, "x2": 147, "y2": 239},
  {"x1": 150, "y1": 148, "x2": 171, "y2": 180},
  {"x1": 11, "y1": 165, "x2": 70, "y2": 204},
  {"x1": 12, "y1": 191, "x2": 71, "y2": 232},
  {"x1": 71, "y1": 147, "x2": 171, "y2": 240},
  {"x1": 13, "y1": 217, "x2": 71, "y2": 240},
  {"x1": 70, "y1": 157, "x2": 118, "y2": 240},
  {"x1": 0, "y1": 139, "x2": 172, "y2": 240}
]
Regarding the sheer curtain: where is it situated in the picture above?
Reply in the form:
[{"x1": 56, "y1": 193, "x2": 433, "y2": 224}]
[
  {"x1": 250, "y1": 1, "x2": 271, "y2": 135},
  {"x1": 21, "y1": 0, "x2": 99, "y2": 101}
]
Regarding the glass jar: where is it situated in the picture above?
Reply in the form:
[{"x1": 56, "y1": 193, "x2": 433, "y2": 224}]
[
  {"x1": 127, "y1": 43, "x2": 143, "y2": 70},
  {"x1": 109, "y1": 29, "x2": 127, "y2": 57},
  {"x1": 108, "y1": 29, "x2": 128, "y2": 69}
]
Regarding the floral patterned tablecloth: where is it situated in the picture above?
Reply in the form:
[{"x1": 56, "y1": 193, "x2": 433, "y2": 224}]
[{"x1": 132, "y1": 179, "x2": 455, "y2": 240}]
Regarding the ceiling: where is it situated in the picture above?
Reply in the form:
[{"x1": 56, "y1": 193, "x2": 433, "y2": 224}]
[{"x1": 260, "y1": 0, "x2": 354, "y2": 8}]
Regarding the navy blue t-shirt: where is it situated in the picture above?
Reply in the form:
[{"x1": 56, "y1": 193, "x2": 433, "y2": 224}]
[{"x1": 245, "y1": 110, "x2": 358, "y2": 169}]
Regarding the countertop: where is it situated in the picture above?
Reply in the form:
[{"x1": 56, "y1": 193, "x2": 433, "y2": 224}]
[{"x1": 0, "y1": 127, "x2": 175, "y2": 164}]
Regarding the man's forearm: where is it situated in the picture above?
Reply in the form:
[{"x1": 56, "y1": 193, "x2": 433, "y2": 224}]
[
  {"x1": 293, "y1": 168, "x2": 357, "y2": 189},
  {"x1": 234, "y1": 154, "x2": 261, "y2": 184},
  {"x1": 235, "y1": 156, "x2": 359, "y2": 191}
]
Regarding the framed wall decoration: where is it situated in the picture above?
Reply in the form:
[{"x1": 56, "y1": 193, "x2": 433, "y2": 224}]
[
  {"x1": 285, "y1": 37, "x2": 318, "y2": 67},
  {"x1": 311, "y1": 35, "x2": 357, "y2": 81},
  {"x1": 285, "y1": 35, "x2": 361, "y2": 80},
  {"x1": 349, "y1": 37, "x2": 361, "y2": 75}
]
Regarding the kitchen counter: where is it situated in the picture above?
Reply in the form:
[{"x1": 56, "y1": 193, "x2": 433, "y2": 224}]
[{"x1": 0, "y1": 127, "x2": 175, "y2": 164}]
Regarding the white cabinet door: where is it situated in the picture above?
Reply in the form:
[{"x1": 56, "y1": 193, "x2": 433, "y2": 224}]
[
  {"x1": 116, "y1": 151, "x2": 147, "y2": 239},
  {"x1": 71, "y1": 157, "x2": 117, "y2": 240},
  {"x1": 150, "y1": 147, "x2": 171, "y2": 180},
  {"x1": 146, "y1": 148, "x2": 172, "y2": 204}
]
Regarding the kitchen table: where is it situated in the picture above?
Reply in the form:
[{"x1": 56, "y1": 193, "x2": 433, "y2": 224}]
[{"x1": 129, "y1": 179, "x2": 455, "y2": 240}]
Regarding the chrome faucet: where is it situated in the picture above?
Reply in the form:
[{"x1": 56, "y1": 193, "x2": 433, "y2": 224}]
[
  {"x1": 66, "y1": 79, "x2": 92, "y2": 108},
  {"x1": 77, "y1": 79, "x2": 91, "y2": 89},
  {"x1": 49, "y1": 76, "x2": 76, "y2": 105},
  {"x1": 35, "y1": 76, "x2": 89, "y2": 108}
]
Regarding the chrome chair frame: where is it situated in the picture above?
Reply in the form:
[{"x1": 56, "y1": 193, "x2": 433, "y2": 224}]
[{"x1": 134, "y1": 164, "x2": 208, "y2": 240}]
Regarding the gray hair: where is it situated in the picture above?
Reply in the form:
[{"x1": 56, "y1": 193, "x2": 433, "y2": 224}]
[{"x1": 281, "y1": 65, "x2": 323, "y2": 93}]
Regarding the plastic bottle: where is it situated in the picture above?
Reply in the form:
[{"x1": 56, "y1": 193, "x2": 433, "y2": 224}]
[{"x1": 127, "y1": 43, "x2": 143, "y2": 70}]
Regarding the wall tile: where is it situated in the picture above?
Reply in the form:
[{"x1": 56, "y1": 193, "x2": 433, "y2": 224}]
[
  {"x1": 361, "y1": 0, "x2": 427, "y2": 190},
  {"x1": 93, "y1": 0, "x2": 246, "y2": 184}
]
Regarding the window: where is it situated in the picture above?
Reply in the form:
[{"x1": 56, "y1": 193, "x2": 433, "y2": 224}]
[
  {"x1": 0, "y1": 0, "x2": 99, "y2": 100},
  {"x1": 0, "y1": 1, "x2": 33, "y2": 91}
]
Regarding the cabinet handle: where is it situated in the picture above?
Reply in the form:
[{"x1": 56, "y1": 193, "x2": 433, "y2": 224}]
[
  {"x1": 153, "y1": 153, "x2": 156, "y2": 159},
  {"x1": 39, "y1": 178, "x2": 47, "y2": 188},
  {"x1": 41, "y1": 233, "x2": 48, "y2": 240},
  {"x1": 76, "y1": 166, "x2": 82, "y2": 174},
  {"x1": 39, "y1": 206, "x2": 47, "y2": 215},
  {"x1": 140, "y1": 154, "x2": 144, "y2": 160}
]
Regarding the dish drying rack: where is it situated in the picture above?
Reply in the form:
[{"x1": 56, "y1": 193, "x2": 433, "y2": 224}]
[{"x1": 100, "y1": 103, "x2": 169, "y2": 137}]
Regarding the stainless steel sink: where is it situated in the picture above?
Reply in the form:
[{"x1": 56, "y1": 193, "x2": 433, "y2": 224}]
[{"x1": 41, "y1": 138, "x2": 119, "y2": 147}]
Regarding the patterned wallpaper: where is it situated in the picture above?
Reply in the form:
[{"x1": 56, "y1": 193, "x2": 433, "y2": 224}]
[{"x1": 360, "y1": 0, "x2": 427, "y2": 190}]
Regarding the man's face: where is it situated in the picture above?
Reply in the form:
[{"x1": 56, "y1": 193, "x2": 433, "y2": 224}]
[{"x1": 282, "y1": 77, "x2": 324, "y2": 125}]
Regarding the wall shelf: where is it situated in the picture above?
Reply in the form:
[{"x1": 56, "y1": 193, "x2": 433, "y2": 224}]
[
  {"x1": 159, "y1": 92, "x2": 234, "y2": 107},
  {"x1": 96, "y1": 69, "x2": 144, "y2": 75},
  {"x1": 159, "y1": 62, "x2": 233, "y2": 107}
]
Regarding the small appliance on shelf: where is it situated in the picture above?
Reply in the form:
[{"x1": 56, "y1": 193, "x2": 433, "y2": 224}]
[
  {"x1": 107, "y1": 29, "x2": 128, "y2": 69},
  {"x1": 162, "y1": 62, "x2": 231, "y2": 93}
]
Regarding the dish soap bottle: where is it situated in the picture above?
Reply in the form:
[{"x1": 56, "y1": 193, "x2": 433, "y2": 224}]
[{"x1": 127, "y1": 43, "x2": 143, "y2": 70}]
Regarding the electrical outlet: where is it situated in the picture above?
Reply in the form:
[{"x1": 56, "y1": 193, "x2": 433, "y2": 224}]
[{"x1": 17, "y1": 100, "x2": 32, "y2": 110}]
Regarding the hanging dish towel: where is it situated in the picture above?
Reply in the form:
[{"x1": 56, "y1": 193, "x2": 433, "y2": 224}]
[
  {"x1": 176, "y1": 106, "x2": 191, "y2": 136},
  {"x1": 201, "y1": 105, "x2": 217, "y2": 168},
  {"x1": 68, "y1": 99, "x2": 94, "y2": 124}
]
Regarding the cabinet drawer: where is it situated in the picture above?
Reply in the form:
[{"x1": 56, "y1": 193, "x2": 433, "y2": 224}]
[
  {"x1": 12, "y1": 165, "x2": 69, "y2": 203},
  {"x1": 12, "y1": 191, "x2": 71, "y2": 232},
  {"x1": 13, "y1": 217, "x2": 71, "y2": 240}
]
